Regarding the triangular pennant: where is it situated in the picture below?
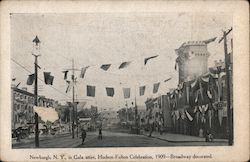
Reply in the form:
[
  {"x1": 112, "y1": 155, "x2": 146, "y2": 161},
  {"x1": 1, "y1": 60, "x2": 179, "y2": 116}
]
[
  {"x1": 139, "y1": 86, "x2": 146, "y2": 96},
  {"x1": 144, "y1": 55, "x2": 158, "y2": 65},
  {"x1": 123, "y1": 88, "x2": 130, "y2": 99},
  {"x1": 62, "y1": 70, "x2": 69, "y2": 80},
  {"x1": 203, "y1": 37, "x2": 217, "y2": 44},
  {"x1": 27, "y1": 74, "x2": 35, "y2": 85},
  {"x1": 119, "y1": 62, "x2": 131, "y2": 69},
  {"x1": 153, "y1": 82, "x2": 160, "y2": 93},
  {"x1": 164, "y1": 78, "x2": 172, "y2": 82},
  {"x1": 106, "y1": 87, "x2": 114, "y2": 97},
  {"x1": 65, "y1": 81, "x2": 71, "y2": 93},
  {"x1": 185, "y1": 110, "x2": 193, "y2": 121},
  {"x1": 87, "y1": 85, "x2": 96, "y2": 97},
  {"x1": 80, "y1": 66, "x2": 89, "y2": 78},
  {"x1": 100, "y1": 64, "x2": 111, "y2": 71}
]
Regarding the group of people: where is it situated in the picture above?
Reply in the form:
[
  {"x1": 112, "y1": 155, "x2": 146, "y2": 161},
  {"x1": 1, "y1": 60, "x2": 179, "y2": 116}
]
[{"x1": 81, "y1": 127, "x2": 103, "y2": 145}]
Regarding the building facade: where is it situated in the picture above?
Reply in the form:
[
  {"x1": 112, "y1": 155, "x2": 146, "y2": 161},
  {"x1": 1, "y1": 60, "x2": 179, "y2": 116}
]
[
  {"x1": 175, "y1": 41, "x2": 210, "y2": 83},
  {"x1": 11, "y1": 86, "x2": 57, "y2": 130}
]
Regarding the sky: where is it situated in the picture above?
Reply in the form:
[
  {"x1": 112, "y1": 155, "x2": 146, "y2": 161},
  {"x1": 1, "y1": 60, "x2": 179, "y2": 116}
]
[{"x1": 11, "y1": 12, "x2": 232, "y2": 110}]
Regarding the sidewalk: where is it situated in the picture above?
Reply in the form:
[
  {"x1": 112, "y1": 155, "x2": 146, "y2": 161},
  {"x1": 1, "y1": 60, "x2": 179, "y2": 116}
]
[{"x1": 143, "y1": 131, "x2": 228, "y2": 143}]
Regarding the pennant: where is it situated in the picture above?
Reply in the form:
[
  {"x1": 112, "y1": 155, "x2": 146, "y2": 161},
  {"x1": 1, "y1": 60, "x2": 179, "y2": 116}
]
[
  {"x1": 185, "y1": 110, "x2": 193, "y2": 121},
  {"x1": 100, "y1": 64, "x2": 111, "y2": 71},
  {"x1": 80, "y1": 66, "x2": 89, "y2": 78},
  {"x1": 164, "y1": 78, "x2": 172, "y2": 82},
  {"x1": 87, "y1": 85, "x2": 96, "y2": 97},
  {"x1": 12, "y1": 78, "x2": 16, "y2": 81},
  {"x1": 208, "y1": 109, "x2": 212, "y2": 128},
  {"x1": 203, "y1": 37, "x2": 217, "y2": 44},
  {"x1": 144, "y1": 55, "x2": 158, "y2": 65},
  {"x1": 119, "y1": 62, "x2": 131, "y2": 69},
  {"x1": 44, "y1": 72, "x2": 54, "y2": 85},
  {"x1": 65, "y1": 81, "x2": 71, "y2": 93},
  {"x1": 218, "y1": 109, "x2": 223, "y2": 126},
  {"x1": 123, "y1": 88, "x2": 130, "y2": 99},
  {"x1": 27, "y1": 74, "x2": 35, "y2": 85},
  {"x1": 106, "y1": 87, "x2": 114, "y2": 97},
  {"x1": 139, "y1": 86, "x2": 146, "y2": 96},
  {"x1": 62, "y1": 70, "x2": 69, "y2": 80},
  {"x1": 153, "y1": 82, "x2": 160, "y2": 93}
]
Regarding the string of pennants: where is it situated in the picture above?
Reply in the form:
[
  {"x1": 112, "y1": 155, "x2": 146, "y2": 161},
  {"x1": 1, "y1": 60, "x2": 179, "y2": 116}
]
[
  {"x1": 62, "y1": 55, "x2": 159, "y2": 80},
  {"x1": 69, "y1": 77, "x2": 172, "y2": 98},
  {"x1": 27, "y1": 72, "x2": 54, "y2": 85}
]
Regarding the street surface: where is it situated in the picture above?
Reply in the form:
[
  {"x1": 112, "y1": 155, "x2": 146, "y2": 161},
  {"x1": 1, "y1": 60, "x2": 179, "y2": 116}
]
[{"x1": 13, "y1": 130, "x2": 227, "y2": 148}]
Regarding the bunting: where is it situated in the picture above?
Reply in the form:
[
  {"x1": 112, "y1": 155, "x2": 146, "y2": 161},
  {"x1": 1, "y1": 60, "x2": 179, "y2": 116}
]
[
  {"x1": 100, "y1": 64, "x2": 111, "y2": 71},
  {"x1": 27, "y1": 74, "x2": 35, "y2": 85},
  {"x1": 185, "y1": 110, "x2": 193, "y2": 121},
  {"x1": 119, "y1": 62, "x2": 131, "y2": 69},
  {"x1": 80, "y1": 66, "x2": 89, "y2": 78},
  {"x1": 123, "y1": 88, "x2": 130, "y2": 99},
  {"x1": 44, "y1": 72, "x2": 54, "y2": 85},
  {"x1": 139, "y1": 86, "x2": 146, "y2": 96},
  {"x1": 144, "y1": 55, "x2": 158, "y2": 65},
  {"x1": 65, "y1": 81, "x2": 71, "y2": 93},
  {"x1": 106, "y1": 87, "x2": 114, "y2": 97},
  {"x1": 153, "y1": 82, "x2": 160, "y2": 93},
  {"x1": 62, "y1": 70, "x2": 69, "y2": 80},
  {"x1": 87, "y1": 85, "x2": 96, "y2": 97}
]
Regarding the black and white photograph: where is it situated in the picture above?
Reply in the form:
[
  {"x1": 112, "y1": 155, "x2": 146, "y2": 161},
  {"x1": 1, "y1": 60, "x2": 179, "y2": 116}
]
[
  {"x1": 10, "y1": 12, "x2": 234, "y2": 148},
  {"x1": 0, "y1": 1, "x2": 249, "y2": 162}
]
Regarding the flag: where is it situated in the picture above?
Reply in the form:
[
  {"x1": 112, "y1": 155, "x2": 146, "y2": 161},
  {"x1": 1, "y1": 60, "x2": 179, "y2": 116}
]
[
  {"x1": 80, "y1": 66, "x2": 89, "y2": 78},
  {"x1": 27, "y1": 74, "x2": 35, "y2": 85},
  {"x1": 164, "y1": 78, "x2": 172, "y2": 82},
  {"x1": 119, "y1": 62, "x2": 131, "y2": 69},
  {"x1": 203, "y1": 37, "x2": 217, "y2": 44},
  {"x1": 153, "y1": 82, "x2": 160, "y2": 93},
  {"x1": 87, "y1": 85, "x2": 95, "y2": 97},
  {"x1": 185, "y1": 110, "x2": 193, "y2": 121},
  {"x1": 123, "y1": 88, "x2": 130, "y2": 99},
  {"x1": 44, "y1": 72, "x2": 54, "y2": 85},
  {"x1": 139, "y1": 86, "x2": 146, "y2": 96},
  {"x1": 12, "y1": 78, "x2": 16, "y2": 81},
  {"x1": 144, "y1": 55, "x2": 158, "y2": 65},
  {"x1": 62, "y1": 70, "x2": 68, "y2": 80},
  {"x1": 106, "y1": 87, "x2": 114, "y2": 97},
  {"x1": 100, "y1": 64, "x2": 111, "y2": 71},
  {"x1": 65, "y1": 81, "x2": 71, "y2": 93}
]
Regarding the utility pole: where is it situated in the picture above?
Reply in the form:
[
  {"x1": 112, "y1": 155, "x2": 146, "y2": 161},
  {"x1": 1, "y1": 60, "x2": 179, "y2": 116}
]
[
  {"x1": 72, "y1": 59, "x2": 75, "y2": 138},
  {"x1": 64, "y1": 59, "x2": 81, "y2": 138},
  {"x1": 32, "y1": 36, "x2": 41, "y2": 148},
  {"x1": 219, "y1": 27, "x2": 233, "y2": 145}
]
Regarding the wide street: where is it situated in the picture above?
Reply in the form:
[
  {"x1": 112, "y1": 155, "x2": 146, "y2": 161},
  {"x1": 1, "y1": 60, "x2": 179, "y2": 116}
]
[{"x1": 13, "y1": 130, "x2": 227, "y2": 148}]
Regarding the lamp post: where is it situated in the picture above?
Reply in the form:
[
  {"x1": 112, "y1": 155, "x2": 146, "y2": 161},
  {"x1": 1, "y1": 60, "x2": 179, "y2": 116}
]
[{"x1": 32, "y1": 36, "x2": 41, "y2": 148}]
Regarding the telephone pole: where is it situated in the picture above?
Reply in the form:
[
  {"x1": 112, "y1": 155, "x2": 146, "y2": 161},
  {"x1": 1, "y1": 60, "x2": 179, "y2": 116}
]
[
  {"x1": 219, "y1": 27, "x2": 233, "y2": 145},
  {"x1": 32, "y1": 36, "x2": 41, "y2": 147}
]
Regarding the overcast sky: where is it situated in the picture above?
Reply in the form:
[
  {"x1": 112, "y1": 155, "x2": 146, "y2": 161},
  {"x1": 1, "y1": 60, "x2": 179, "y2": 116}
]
[{"x1": 11, "y1": 13, "x2": 232, "y2": 110}]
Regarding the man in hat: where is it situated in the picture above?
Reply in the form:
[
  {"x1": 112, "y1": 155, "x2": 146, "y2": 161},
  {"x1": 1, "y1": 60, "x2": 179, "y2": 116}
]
[{"x1": 81, "y1": 128, "x2": 87, "y2": 145}]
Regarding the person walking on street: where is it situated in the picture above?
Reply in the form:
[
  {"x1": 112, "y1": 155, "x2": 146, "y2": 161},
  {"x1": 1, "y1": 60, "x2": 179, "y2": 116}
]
[
  {"x1": 81, "y1": 128, "x2": 86, "y2": 145},
  {"x1": 98, "y1": 127, "x2": 102, "y2": 140}
]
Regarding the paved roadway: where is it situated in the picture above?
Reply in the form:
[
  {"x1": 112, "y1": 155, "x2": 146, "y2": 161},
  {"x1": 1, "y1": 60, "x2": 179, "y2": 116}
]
[{"x1": 13, "y1": 130, "x2": 227, "y2": 148}]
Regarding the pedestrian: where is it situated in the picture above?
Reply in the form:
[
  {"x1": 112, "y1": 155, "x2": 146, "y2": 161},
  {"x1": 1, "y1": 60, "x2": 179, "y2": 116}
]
[
  {"x1": 81, "y1": 128, "x2": 86, "y2": 145},
  {"x1": 98, "y1": 127, "x2": 102, "y2": 140}
]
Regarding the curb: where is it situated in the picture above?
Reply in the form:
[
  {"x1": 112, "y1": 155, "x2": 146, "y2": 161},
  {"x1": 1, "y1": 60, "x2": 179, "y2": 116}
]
[{"x1": 142, "y1": 134, "x2": 228, "y2": 143}]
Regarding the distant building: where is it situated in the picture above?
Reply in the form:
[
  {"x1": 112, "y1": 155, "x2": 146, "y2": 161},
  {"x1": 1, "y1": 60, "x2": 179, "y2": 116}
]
[{"x1": 175, "y1": 41, "x2": 210, "y2": 83}]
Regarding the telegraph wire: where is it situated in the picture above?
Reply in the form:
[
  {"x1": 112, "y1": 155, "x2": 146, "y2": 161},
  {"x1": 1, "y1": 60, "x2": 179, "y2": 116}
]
[{"x1": 11, "y1": 58, "x2": 71, "y2": 99}]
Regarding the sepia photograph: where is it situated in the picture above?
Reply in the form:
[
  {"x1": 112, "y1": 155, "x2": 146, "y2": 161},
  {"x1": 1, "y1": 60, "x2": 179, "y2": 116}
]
[
  {"x1": 0, "y1": 1, "x2": 249, "y2": 162},
  {"x1": 10, "y1": 12, "x2": 233, "y2": 148}
]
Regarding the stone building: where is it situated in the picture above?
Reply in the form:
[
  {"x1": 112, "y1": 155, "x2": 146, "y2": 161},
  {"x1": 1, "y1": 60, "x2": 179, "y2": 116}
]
[{"x1": 175, "y1": 41, "x2": 210, "y2": 84}]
